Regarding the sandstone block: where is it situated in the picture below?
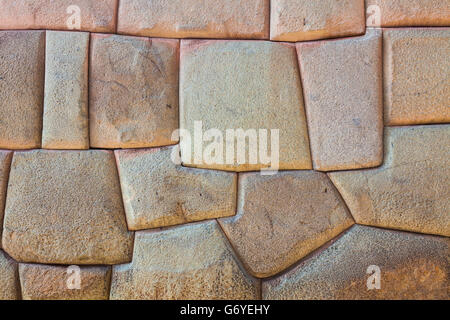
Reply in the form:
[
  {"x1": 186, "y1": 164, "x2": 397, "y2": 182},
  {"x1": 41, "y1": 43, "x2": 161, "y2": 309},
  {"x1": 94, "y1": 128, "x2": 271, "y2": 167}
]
[
  {"x1": 0, "y1": 0, "x2": 117, "y2": 32},
  {"x1": 115, "y1": 146, "x2": 236, "y2": 230},
  {"x1": 384, "y1": 28, "x2": 450, "y2": 125},
  {"x1": 0, "y1": 250, "x2": 20, "y2": 300},
  {"x1": 270, "y1": 0, "x2": 365, "y2": 42},
  {"x1": 2, "y1": 150, "x2": 134, "y2": 265},
  {"x1": 329, "y1": 125, "x2": 450, "y2": 237},
  {"x1": 219, "y1": 171, "x2": 354, "y2": 278},
  {"x1": 19, "y1": 264, "x2": 111, "y2": 300},
  {"x1": 297, "y1": 29, "x2": 383, "y2": 171},
  {"x1": 0, "y1": 151, "x2": 12, "y2": 249},
  {"x1": 0, "y1": 31, "x2": 45, "y2": 149},
  {"x1": 180, "y1": 40, "x2": 311, "y2": 171},
  {"x1": 42, "y1": 31, "x2": 90, "y2": 149},
  {"x1": 110, "y1": 221, "x2": 260, "y2": 300},
  {"x1": 117, "y1": 0, "x2": 269, "y2": 39},
  {"x1": 263, "y1": 225, "x2": 449, "y2": 299},
  {"x1": 89, "y1": 34, "x2": 179, "y2": 149}
]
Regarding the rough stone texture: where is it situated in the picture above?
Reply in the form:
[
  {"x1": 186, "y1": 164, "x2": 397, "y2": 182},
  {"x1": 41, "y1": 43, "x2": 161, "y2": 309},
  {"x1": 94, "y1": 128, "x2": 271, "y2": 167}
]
[
  {"x1": 0, "y1": 250, "x2": 20, "y2": 300},
  {"x1": 110, "y1": 221, "x2": 260, "y2": 300},
  {"x1": 219, "y1": 171, "x2": 354, "y2": 278},
  {"x1": 0, "y1": 0, "x2": 117, "y2": 32},
  {"x1": 271, "y1": 0, "x2": 365, "y2": 42},
  {"x1": 365, "y1": 0, "x2": 450, "y2": 27},
  {"x1": 90, "y1": 34, "x2": 179, "y2": 149},
  {"x1": 180, "y1": 40, "x2": 311, "y2": 171},
  {"x1": 115, "y1": 146, "x2": 237, "y2": 230},
  {"x1": 2, "y1": 150, "x2": 134, "y2": 265},
  {"x1": 384, "y1": 28, "x2": 450, "y2": 125},
  {"x1": 0, "y1": 151, "x2": 12, "y2": 249},
  {"x1": 297, "y1": 29, "x2": 383, "y2": 171},
  {"x1": 117, "y1": 0, "x2": 269, "y2": 39},
  {"x1": 19, "y1": 264, "x2": 111, "y2": 300},
  {"x1": 0, "y1": 31, "x2": 45, "y2": 149},
  {"x1": 329, "y1": 125, "x2": 450, "y2": 237},
  {"x1": 263, "y1": 225, "x2": 450, "y2": 300},
  {"x1": 42, "y1": 31, "x2": 90, "y2": 149}
]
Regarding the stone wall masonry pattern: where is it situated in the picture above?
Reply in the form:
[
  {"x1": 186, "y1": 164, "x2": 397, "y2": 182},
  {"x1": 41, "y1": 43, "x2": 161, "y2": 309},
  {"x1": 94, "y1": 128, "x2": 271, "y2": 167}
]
[{"x1": 0, "y1": 1, "x2": 448, "y2": 300}]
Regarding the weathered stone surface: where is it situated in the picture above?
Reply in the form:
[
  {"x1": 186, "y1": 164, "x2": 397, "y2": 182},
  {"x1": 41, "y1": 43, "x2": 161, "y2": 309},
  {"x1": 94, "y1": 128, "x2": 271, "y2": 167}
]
[
  {"x1": 42, "y1": 31, "x2": 89, "y2": 149},
  {"x1": 117, "y1": 0, "x2": 269, "y2": 39},
  {"x1": 263, "y1": 225, "x2": 449, "y2": 299},
  {"x1": 366, "y1": 0, "x2": 450, "y2": 27},
  {"x1": 297, "y1": 30, "x2": 383, "y2": 171},
  {"x1": 0, "y1": 250, "x2": 20, "y2": 300},
  {"x1": 219, "y1": 171, "x2": 354, "y2": 278},
  {"x1": 110, "y1": 221, "x2": 260, "y2": 300},
  {"x1": 19, "y1": 264, "x2": 111, "y2": 300},
  {"x1": 115, "y1": 146, "x2": 237, "y2": 230},
  {"x1": 329, "y1": 125, "x2": 450, "y2": 237},
  {"x1": 2, "y1": 150, "x2": 133, "y2": 265},
  {"x1": 180, "y1": 40, "x2": 311, "y2": 171},
  {"x1": 384, "y1": 28, "x2": 450, "y2": 125},
  {"x1": 0, "y1": 31, "x2": 45, "y2": 149},
  {"x1": 90, "y1": 34, "x2": 179, "y2": 149},
  {"x1": 0, "y1": 151, "x2": 12, "y2": 249},
  {"x1": 270, "y1": 0, "x2": 365, "y2": 42},
  {"x1": 0, "y1": 0, "x2": 117, "y2": 32}
]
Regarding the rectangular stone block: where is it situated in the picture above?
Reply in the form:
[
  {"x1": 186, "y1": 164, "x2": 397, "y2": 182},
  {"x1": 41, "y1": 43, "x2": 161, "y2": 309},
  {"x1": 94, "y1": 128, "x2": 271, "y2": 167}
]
[
  {"x1": 42, "y1": 31, "x2": 90, "y2": 149},
  {"x1": 0, "y1": 250, "x2": 19, "y2": 300},
  {"x1": 89, "y1": 34, "x2": 179, "y2": 149},
  {"x1": 0, "y1": 31, "x2": 45, "y2": 149},
  {"x1": 297, "y1": 29, "x2": 383, "y2": 171},
  {"x1": 117, "y1": 0, "x2": 270, "y2": 39},
  {"x1": 0, "y1": 0, "x2": 118, "y2": 32},
  {"x1": 0, "y1": 151, "x2": 12, "y2": 249},
  {"x1": 384, "y1": 28, "x2": 450, "y2": 125},
  {"x1": 271, "y1": 0, "x2": 365, "y2": 42}
]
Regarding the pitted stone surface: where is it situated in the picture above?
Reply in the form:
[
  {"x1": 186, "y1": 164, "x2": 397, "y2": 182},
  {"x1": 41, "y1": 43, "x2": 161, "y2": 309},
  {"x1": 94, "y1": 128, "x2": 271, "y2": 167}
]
[
  {"x1": 110, "y1": 221, "x2": 260, "y2": 300},
  {"x1": 19, "y1": 264, "x2": 111, "y2": 300},
  {"x1": 115, "y1": 146, "x2": 237, "y2": 230},
  {"x1": 219, "y1": 171, "x2": 354, "y2": 278},
  {"x1": 180, "y1": 40, "x2": 311, "y2": 171},
  {"x1": 384, "y1": 28, "x2": 450, "y2": 125},
  {"x1": 0, "y1": 0, "x2": 117, "y2": 32},
  {"x1": 329, "y1": 125, "x2": 450, "y2": 237},
  {"x1": 42, "y1": 31, "x2": 90, "y2": 149},
  {"x1": 0, "y1": 31, "x2": 45, "y2": 149},
  {"x1": 297, "y1": 29, "x2": 383, "y2": 171},
  {"x1": 2, "y1": 150, "x2": 134, "y2": 265},
  {"x1": 0, "y1": 151, "x2": 12, "y2": 249},
  {"x1": 263, "y1": 225, "x2": 449, "y2": 299},
  {"x1": 117, "y1": 0, "x2": 270, "y2": 39},
  {"x1": 365, "y1": 0, "x2": 450, "y2": 27},
  {"x1": 270, "y1": 0, "x2": 365, "y2": 42},
  {"x1": 89, "y1": 34, "x2": 179, "y2": 149},
  {"x1": 0, "y1": 250, "x2": 19, "y2": 300}
]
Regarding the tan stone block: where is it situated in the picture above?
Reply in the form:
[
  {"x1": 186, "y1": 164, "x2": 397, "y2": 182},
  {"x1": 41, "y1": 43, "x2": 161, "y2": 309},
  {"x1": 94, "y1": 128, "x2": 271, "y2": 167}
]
[
  {"x1": 0, "y1": 0, "x2": 117, "y2": 32},
  {"x1": 384, "y1": 28, "x2": 450, "y2": 125},
  {"x1": 0, "y1": 151, "x2": 12, "y2": 249},
  {"x1": 2, "y1": 150, "x2": 134, "y2": 265},
  {"x1": 180, "y1": 40, "x2": 311, "y2": 172},
  {"x1": 115, "y1": 146, "x2": 236, "y2": 230},
  {"x1": 0, "y1": 31, "x2": 45, "y2": 149},
  {"x1": 219, "y1": 171, "x2": 354, "y2": 278},
  {"x1": 297, "y1": 29, "x2": 383, "y2": 171},
  {"x1": 263, "y1": 225, "x2": 449, "y2": 299},
  {"x1": 42, "y1": 31, "x2": 89, "y2": 149},
  {"x1": 366, "y1": 0, "x2": 450, "y2": 27},
  {"x1": 110, "y1": 221, "x2": 260, "y2": 300},
  {"x1": 0, "y1": 250, "x2": 20, "y2": 300},
  {"x1": 270, "y1": 0, "x2": 365, "y2": 42},
  {"x1": 329, "y1": 125, "x2": 450, "y2": 237},
  {"x1": 19, "y1": 264, "x2": 111, "y2": 300},
  {"x1": 117, "y1": 0, "x2": 269, "y2": 39},
  {"x1": 89, "y1": 34, "x2": 179, "y2": 149}
]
